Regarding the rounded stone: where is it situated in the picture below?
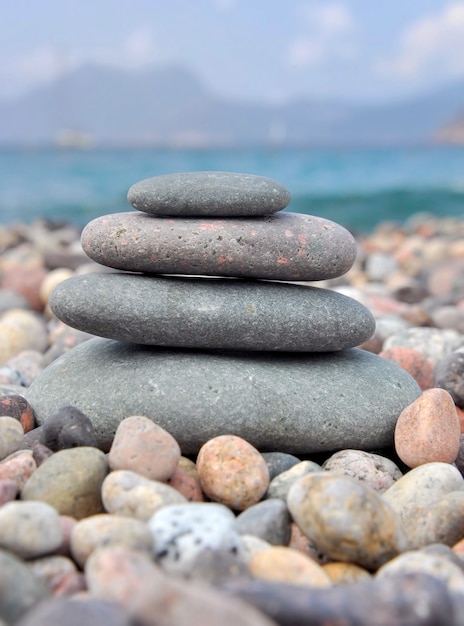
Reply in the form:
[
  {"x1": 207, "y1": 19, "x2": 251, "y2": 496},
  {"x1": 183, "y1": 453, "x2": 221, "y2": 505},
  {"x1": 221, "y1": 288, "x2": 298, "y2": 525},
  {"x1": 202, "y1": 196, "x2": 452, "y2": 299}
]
[
  {"x1": 20, "y1": 447, "x2": 108, "y2": 519},
  {"x1": 127, "y1": 171, "x2": 291, "y2": 217},
  {"x1": 39, "y1": 268, "x2": 74, "y2": 306},
  {"x1": 248, "y1": 546, "x2": 332, "y2": 587},
  {"x1": 109, "y1": 415, "x2": 181, "y2": 481},
  {"x1": 26, "y1": 339, "x2": 422, "y2": 455},
  {"x1": 407, "y1": 490, "x2": 464, "y2": 550},
  {"x1": 322, "y1": 562, "x2": 372, "y2": 584},
  {"x1": 50, "y1": 273, "x2": 375, "y2": 352},
  {"x1": 379, "y1": 346, "x2": 435, "y2": 390},
  {"x1": 0, "y1": 417, "x2": 24, "y2": 461},
  {"x1": 81, "y1": 211, "x2": 357, "y2": 281},
  {"x1": 236, "y1": 498, "x2": 291, "y2": 546},
  {"x1": 434, "y1": 352, "x2": 464, "y2": 408},
  {"x1": 321, "y1": 449, "x2": 402, "y2": 492},
  {"x1": 101, "y1": 469, "x2": 186, "y2": 521},
  {"x1": 266, "y1": 461, "x2": 322, "y2": 501},
  {"x1": 0, "y1": 395, "x2": 35, "y2": 432},
  {"x1": 0, "y1": 500, "x2": 62, "y2": 559},
  {"x1": 148, "y1": 502, "x2": 242, "y2": 575},
  {"x1": 70, "y1": 513, "x2": 154, "y2": 568},
  {"x1": 39, "y1": 405, "x2": 98, "y2": 451},
  {"x1": 394, "y1": 388, "x2": 461, "y2": 468},
  {"x1": 0, "y1": 310, "x2": 48, "y2": 366},
  {"x1": 0, "y1": 451, "x2": 36, "y2": 488},
  {"x1": 168, "y1": 458, "x2": 204, "y2": 503},
  {"x1": 196, "y1": 435, "x2": 270, "y2": 511},
  {"x1": 287, "y1": 473, "x2": 406, "y2": 570}
]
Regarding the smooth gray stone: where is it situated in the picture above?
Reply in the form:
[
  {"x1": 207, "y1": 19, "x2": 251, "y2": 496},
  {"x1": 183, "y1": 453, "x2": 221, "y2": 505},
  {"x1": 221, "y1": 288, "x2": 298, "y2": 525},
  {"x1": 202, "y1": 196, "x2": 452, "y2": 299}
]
[
  {"x1": 26, "y1": 339, "x2": 421, "y2": 455},
  {"x1": 49, "y1": 273, "x2": 375, "y2": 352},
  {"x1": 81, "y1": 211, "x2": 357, "y2": 281},
  {"x1": 127, "y1": 171, "x2": 291, "y2": 217}
]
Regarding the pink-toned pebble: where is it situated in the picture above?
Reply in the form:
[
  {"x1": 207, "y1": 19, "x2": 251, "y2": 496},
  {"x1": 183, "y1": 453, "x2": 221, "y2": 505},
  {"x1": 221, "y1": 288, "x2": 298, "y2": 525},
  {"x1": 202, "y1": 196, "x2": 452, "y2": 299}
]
[
  {"x1": 394, "y1": 388, "x2": 461, "y2": 468},
  {"x1": 55, "y1": 515, "x2": 78, "y2": 557},
  {"x1": 0, "y1": 479, "x2": 19, "y2": 505},
  {"x1": 0, "y1": 450, "x2": 36, "y2": 488},
  {"x1": 0, "y1": 261, "x2": 47, "y2": 311},
  {"x1": 456, "y1": 407, "x2": 464, "y2": 434},
  {"x1": 196, "y1": 435, "x2": 269, "y2": 511},
  {"x1": 168, "y1": 458, "x2": 204, "y2": 502},
  {"x1": 51, "y1": 571, "x2": 87, "y2": 596},
  {"x1": 109, "y1": 415, "x2": 180, "y2": 482},
  {"x1": 379, "y1": 346, "x2": 435, "y2": 390}
]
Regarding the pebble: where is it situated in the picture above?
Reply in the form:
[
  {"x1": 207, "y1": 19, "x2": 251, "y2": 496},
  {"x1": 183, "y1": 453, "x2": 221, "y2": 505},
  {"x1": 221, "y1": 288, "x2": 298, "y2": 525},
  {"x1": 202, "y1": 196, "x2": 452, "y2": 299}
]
[
  {"x1": 383, "y1": 327, "x2": 463, "y2": 364},
  {"x1": 407, "y1": 491, "x2": 464, "y2": 550},
  {"x1": 261, "y1": 452, "x2": 301, "y2": 480},
  {"x1": 322, "y1": 561, "x2": 372, "y2": 584},
  {"x1": 4, "y1": 349, "x2": 44, "y2": 386},
  {"x1": 85, "y1": 546, "x2": 276, "y2": 626},
  {"x1": 0, "y1": 416, "x2": 24, "y2": 460},
  {"x1": 287, "y1": 473, "x2": 407, "y2": 570},
  {"x1": 240, "y1": 535, "x2": 272, "y2": 562},
  {"x1": 0, "y1": 500, "x2": 61, "y2": 559},
  {"x1": 38, "y1": 267, "x2": 74, "y2": 306},
  {"x1": 0, "y1": 479, "x2": 19, "y2": 505},
  {"x1": 0, "y1": 548, "x2": 49, "y2": 624},
  {"x1": 288, "y1": 522, "x2": 330, "y2": 563},
  {"x1": 15, "y1": 597, "x2": 134, "y2": 626},
  {"x1": 383, "y1": 462, "x2": 464, "y2": 542},
  {"x1": 51, "y1": 273, "x2": 375, "y2": 352},
  {"x1": 0, "y1": 451, "x2": 36, "y2": 488},
  {"x1": 434, "y1": 352, "x2": 464, "y2": 408},
  {"x1": 26, "y1": 554, "x2": 77, "y2": 587},
  {"x1": 379, "y1": 346, "x2": 435, "y2": 390},
  {"x1": 70, "y1": 513, "x2": 154, "y2": 568},
  {"x1": 21, "y1": 447, "x2": 108, "y2": 519},
  {"x1": 321, "y1": 449, "x2": 402, "y2": 492},
  {"x1": 26, "y1": 339, "x2": 421, "y2": 455},
  {"x1": 101, "y1": 469, "x2": 186, "y2": 521},
  {"x1": 0, "y1": 394, "x2": 35, "y2": 432},
  {"x1": 149, "y1": 502, "x2": 243, "y2": 575},
  {"x1": 109, "y1": 415, "x2": 181, "y2": 481},
  {"x1": 196, "y1": 435, "x2": 270, "y2": 511},
  {"x1": 247, "y1": 546, "x2": 332, "y2": 587},
  {"x1": 168, "y1": 457, "x2": 205, "y2": 502},
  {"x1": 376, "y1": 550, "x2": 464, "y2": 596},
  {"x1": 394, "y1": 388, "x2": 461, "y2": 467},
  {"x1": 236, "y1": 498, "x2": 292, "y2": 545},
  {"x1": 0, "y1": 309, "x2": 48, "y2": 365},
  {"x1": 39, "y1": 405, "x2": 98, "y2": 451},
  {"x1": 127, "y1": 171, "x2": 291, "y2": 216},
  {"x1": 81, "y1": 211, "x2": 357, "y2": 281},
  {"x1": 266, "y1": 461, "x2": 322, "y2": 500}
]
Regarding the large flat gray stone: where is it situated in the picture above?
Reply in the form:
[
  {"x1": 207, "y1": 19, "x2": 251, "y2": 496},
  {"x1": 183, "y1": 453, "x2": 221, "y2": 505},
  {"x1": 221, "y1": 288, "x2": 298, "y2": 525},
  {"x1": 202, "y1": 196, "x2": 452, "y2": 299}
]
[
  {"x1": 26, "y1": 339, "x2": 421, "y2": 455},
  {"x1": 81, "y1": 212, "x2": 356, "y2": 281},
  {"x1": 49, "y1": 273, "x2": 375, "y2": 351},
  {"x1": 127, "y1": 172, "x2": 291, "y2": 216}
]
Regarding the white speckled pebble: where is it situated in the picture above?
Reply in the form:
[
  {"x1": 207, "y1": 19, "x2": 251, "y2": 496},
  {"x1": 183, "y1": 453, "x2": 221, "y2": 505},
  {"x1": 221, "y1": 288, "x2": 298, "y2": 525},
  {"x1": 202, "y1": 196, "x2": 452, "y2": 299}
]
[
  {"x1": 321, "y1": 449, "x2": 402, "y2": 492},
  {"x1": 0, "y1": 417, "x2": 24, "y2": 461},
  {"x1": 149, "y1": 502, "x2": 243, "y2": 575},
  {"x1": 0, "y1": 500, "x2": 62, "y2": 559},
  {"x1": 382, "y1": 462, "x2": 464, "y2": 542},
  {"x1": 102, "y1": 470, "x2": 186, "y2": 521}
]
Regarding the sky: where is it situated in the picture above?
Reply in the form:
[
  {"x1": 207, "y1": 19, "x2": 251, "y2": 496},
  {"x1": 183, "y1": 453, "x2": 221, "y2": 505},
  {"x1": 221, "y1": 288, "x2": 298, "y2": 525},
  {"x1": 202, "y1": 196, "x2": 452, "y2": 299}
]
[{"x1": 2, "y1": 0, "x2": 464, "y2": 104}]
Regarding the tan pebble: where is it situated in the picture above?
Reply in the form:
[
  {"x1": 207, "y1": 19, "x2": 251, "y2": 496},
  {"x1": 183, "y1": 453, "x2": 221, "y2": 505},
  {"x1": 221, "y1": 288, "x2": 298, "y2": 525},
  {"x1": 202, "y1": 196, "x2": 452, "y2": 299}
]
[
  {"x1": 248, "y1": 546, "x2": 331, "y2": 588},
  {"x1": 39, "y1": 268, "x2": 74, "y2": 305},
  {"x1": 109, "y1": 415, "x2": 180, "y2": 482},
  {"x1": 0, "y1": 450, "x2": 36, "y2": 488},
  {"x1": 0, "y1": 310, "x2": 48, "y2": 365},
  {"x1": 322, "y1": 561, "x2": 372, "y2": 584},
  {"x1": 394, "y1": 388, "x2": 461, "y2": 468},
  {"x1": 379, "y1": 346, "x2": 435, "y2": 390},
  {"x1": 196, "y1": 435, "x2": 269, "y2": 511},
  {"x1": 0, "y1": 417, "x2": 24, "y2": 460}
]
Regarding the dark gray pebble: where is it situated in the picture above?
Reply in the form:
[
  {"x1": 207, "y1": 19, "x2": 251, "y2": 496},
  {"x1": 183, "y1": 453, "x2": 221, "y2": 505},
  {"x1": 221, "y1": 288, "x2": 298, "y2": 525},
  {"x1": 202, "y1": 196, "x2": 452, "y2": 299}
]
[
  {"x1": 261, "y1": 452, "x2": 301, "y2": 480},
  {"x1": 236, "y1": 499, "x2": 291, "y2": 546},
  {"x1": 40, "y1": 406, "x2": 98, "y2": 451}
]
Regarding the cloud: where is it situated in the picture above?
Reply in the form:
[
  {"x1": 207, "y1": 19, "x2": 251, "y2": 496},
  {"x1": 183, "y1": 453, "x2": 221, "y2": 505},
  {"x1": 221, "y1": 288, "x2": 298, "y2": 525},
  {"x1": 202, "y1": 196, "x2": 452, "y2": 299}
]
[
  {"x1": 376, "y1": 2, "x2": 464, "y2": 80},
  {"x1": 287, "y1": 2, "x2": 357, "y2": 68}
]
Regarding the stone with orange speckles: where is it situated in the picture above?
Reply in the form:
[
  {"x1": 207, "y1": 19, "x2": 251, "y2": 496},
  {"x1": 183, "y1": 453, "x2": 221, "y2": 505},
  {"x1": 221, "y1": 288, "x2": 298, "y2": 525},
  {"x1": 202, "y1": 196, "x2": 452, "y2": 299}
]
[
  {"x1": 196, "y1": 435, "x2": 270, "y2": 511},
  {"x1": 81, "y1": 211, "x2": 357, "y2": 281}
]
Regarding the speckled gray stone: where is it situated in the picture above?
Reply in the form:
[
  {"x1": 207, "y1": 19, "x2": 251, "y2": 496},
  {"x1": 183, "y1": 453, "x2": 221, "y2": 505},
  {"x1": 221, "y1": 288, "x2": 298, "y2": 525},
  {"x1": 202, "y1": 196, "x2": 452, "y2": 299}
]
[
  {"x1": 127, "y1": 172, "x2": 291, "y2": 217},
  {"x1": 50, "y1": 273, "x2": 375, "y2": 352},
  {"x1": 26, "y1": 338, "x2": 421, "y2": 455},
  {"x1": 81, "y1": 211, "x2": 357, "y2": 281}
]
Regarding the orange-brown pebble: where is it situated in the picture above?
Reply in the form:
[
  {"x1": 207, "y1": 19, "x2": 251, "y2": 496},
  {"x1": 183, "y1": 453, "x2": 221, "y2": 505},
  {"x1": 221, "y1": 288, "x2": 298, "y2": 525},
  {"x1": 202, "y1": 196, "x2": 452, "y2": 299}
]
[
  {"x1": 0, "y1": 394, "x2": 35, "y2": 432},
  {"x1": 196, "y1": 435, "x2": 269, "y2": 511},
  {"x1": 168, "y1": 457, "x2": 204, "y2": 502},
  {"x1": 379, "y1": 346, "x2": 435, "y2": 390},
  {"x1": 322, "y1": 561, "x2": 372, "y2": 584},
  {"x1": 453, "y1": 537, "x2": 464, "y2": 555},
  {"x1": 248, "y1": 546, "x2": 332, "y2": 587},
  {"x1": 394, "y1": 388, "x2": 461, "y2": 468}
]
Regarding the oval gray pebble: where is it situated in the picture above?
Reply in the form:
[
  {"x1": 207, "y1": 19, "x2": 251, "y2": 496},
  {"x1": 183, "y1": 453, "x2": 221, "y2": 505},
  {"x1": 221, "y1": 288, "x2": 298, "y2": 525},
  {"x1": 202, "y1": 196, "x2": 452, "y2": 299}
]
[
  {"x1": 236, "y1": 498, "x2": 291, "y2": 546},
  {"x1": 127, "y1": 171, "x2": 291, "y2": 217}
]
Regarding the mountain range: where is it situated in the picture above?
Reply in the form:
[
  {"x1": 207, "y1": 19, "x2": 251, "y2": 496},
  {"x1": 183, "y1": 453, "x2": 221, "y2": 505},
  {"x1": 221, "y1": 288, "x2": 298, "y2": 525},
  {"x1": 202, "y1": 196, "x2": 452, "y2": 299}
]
[{"x1": 1, "y1": 63, "x2": 464, "y2": 148}]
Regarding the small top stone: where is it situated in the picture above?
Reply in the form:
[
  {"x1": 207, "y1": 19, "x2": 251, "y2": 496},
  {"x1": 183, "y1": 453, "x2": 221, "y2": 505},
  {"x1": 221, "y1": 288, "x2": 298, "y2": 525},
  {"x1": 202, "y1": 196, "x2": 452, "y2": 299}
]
[{"x1": 127, "y1": 171, "x2": 291, "y2": 217}]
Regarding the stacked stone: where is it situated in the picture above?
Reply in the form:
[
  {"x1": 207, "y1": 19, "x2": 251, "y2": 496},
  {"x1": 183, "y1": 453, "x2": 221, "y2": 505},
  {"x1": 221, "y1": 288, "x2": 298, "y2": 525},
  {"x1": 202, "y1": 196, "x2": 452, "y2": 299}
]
[{"x1": 26, "y1": 172, "x2": 421, "y2": 454}]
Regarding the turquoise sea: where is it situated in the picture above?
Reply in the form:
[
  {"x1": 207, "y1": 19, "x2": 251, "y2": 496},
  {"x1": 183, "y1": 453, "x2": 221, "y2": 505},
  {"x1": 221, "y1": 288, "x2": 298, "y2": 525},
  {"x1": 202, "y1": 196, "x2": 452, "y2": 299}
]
[{"x1": 1, "y1": 146, "x2": 464, "y2": 233}]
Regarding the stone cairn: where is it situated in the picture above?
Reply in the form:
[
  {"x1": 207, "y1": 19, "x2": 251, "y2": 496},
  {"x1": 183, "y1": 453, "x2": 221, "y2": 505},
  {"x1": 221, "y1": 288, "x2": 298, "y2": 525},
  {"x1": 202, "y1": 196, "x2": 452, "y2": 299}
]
[{"x1": 26, "y1": 172, "x2": 420, "y2": 454}]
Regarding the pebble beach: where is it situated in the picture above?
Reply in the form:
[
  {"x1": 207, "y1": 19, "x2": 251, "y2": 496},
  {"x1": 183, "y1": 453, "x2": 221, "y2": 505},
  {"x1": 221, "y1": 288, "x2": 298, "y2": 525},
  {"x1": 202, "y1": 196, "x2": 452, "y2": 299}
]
[{"x1": 1, "y1": 177, "x2": 464, "y2": 625}]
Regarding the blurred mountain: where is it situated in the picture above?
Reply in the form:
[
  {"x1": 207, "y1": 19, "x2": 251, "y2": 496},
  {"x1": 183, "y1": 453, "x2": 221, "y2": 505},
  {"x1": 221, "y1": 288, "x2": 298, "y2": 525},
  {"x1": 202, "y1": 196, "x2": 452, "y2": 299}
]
[{"x1": 1, "y1": 64, "x2": 464, "y2": 147}]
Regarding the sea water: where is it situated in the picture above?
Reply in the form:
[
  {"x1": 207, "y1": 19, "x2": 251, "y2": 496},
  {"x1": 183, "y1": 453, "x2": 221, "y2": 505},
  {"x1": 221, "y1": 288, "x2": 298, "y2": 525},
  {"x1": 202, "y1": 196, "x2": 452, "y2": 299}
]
[{"x1": 1, "y1": 146, "x2": 464, "y2": 233}]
